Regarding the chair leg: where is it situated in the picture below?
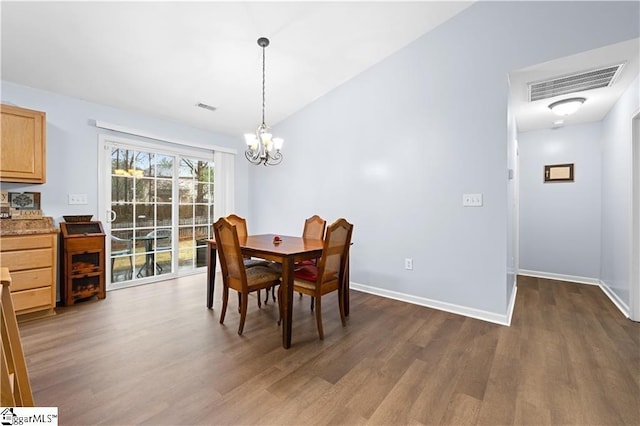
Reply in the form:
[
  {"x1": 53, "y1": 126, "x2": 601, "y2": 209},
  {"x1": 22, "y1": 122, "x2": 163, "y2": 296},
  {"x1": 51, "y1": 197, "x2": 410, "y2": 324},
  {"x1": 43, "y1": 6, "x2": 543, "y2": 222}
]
[
  {"x1": 257, "y1": 290, "x2": 262, "y2": 308},
  {"x1": 238, "y1": 293, "x2": 242, "y2": 313},
  {"x1": 310, "y1": 296, "x2": 315, "y2": 312},
  {"x1": 315, "y1": 296, "x2": 324, "y2": 340},
  {"x1": 338, "y1": 285, "x2": 346, "y2": 327},
  {"x1": 264, "y1": 285, "x2": 276, "y2": 304},
  {"x1": 220, "y1": 286, "x2": 229, "y2": 324},
  {"x1": 238, "y1": 291, "x2": 249, "y2": 335}
]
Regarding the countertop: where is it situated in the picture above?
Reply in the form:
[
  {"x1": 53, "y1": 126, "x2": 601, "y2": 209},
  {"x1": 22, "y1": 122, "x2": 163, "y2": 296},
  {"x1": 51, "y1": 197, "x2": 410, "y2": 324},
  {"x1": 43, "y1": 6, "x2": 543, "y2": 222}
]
[{"x1": 0, "y1": 217, "x2": 58, "y2": 236}]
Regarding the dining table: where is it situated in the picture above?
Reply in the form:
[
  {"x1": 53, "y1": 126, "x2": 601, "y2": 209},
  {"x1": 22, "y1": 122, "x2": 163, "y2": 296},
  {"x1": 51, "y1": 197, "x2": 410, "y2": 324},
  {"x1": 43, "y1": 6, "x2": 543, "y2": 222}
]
[{"x1": 206, "y1": 234, "x2": 350, "y2": 349}]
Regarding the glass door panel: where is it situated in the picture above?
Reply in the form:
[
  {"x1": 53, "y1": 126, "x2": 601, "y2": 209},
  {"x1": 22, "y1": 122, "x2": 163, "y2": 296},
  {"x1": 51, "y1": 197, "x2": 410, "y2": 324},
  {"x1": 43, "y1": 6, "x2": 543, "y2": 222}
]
[
  {"x1": 178, "y1": 158, "x2": 214, "y2": 272},
  {"x1": 111, "y1": 147, "x2": 135, "y2": 284},
  {"x1": 105, "y1": 140, "x2": 214, "y2": 289},
  {"x1": 111, "y1": 229, "x2": 134, "y2": 281},
  {"x1": 109, "y1": 147, "x2": 175, "y2": 287}
]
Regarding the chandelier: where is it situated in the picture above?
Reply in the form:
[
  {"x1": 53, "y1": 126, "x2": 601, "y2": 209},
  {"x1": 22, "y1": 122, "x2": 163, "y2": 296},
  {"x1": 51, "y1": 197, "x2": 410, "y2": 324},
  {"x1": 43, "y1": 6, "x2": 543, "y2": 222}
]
[{"x1": 244, "y1": 37, "x2": 283, "y2": 166}]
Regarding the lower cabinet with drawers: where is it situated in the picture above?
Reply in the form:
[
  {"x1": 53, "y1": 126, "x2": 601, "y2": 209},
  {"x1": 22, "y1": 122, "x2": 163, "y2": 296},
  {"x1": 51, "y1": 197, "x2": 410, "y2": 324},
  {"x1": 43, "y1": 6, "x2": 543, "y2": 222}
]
[{"x1": 0, "y1": 231, "x2": 58, "y2": 317}]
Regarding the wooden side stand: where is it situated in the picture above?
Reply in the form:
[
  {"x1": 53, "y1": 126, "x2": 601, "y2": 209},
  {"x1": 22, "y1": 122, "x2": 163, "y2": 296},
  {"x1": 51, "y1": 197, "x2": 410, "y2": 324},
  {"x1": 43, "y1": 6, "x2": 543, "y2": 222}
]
[
  {"x1": 1, "y1": 267, "x2": 34, "y2": 406},
  {"x1": 60, "y1": 221, "x2": 106, "y2": 305}
]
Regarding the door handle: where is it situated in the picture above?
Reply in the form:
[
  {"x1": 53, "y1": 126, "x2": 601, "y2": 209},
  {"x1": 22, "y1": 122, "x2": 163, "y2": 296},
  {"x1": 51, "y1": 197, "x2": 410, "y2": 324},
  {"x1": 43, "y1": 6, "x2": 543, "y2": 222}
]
[{"x1": 108, "y1": 210, "x2": 116, "y2": 223}]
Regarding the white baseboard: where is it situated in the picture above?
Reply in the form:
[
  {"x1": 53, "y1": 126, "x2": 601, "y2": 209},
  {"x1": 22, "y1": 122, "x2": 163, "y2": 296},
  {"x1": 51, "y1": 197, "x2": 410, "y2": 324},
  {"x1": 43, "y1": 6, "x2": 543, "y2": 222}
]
[
  {"x1": 518, "y1": 269, "x2": 600, "y2": 285},
  {"x1": 599, "y1": 280, "x2": 630, "y2": 318},
  {"x1": 506, "y1": 282, "x2": 518, "y2": 326},
  {"x1": 350, "y1": 282, "x2": 513, "y2": 326}
]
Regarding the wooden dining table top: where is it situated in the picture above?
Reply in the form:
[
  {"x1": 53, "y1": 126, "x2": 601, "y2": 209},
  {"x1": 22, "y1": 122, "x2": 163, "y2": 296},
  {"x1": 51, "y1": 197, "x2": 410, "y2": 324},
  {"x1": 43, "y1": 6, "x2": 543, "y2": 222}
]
[{"x1": 208, "y1": 233, "x2": 324, "y2": 261}]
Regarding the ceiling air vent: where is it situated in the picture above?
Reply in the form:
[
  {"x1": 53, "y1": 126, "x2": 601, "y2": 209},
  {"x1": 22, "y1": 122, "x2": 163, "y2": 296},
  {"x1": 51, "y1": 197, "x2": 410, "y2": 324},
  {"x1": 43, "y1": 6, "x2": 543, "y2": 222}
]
[
  {"x1": 197, "y1": 102, "x2": 217, "y2": 112},
  {"x1": 529, "y1": 63, "x2": 624, "y2": 102}
]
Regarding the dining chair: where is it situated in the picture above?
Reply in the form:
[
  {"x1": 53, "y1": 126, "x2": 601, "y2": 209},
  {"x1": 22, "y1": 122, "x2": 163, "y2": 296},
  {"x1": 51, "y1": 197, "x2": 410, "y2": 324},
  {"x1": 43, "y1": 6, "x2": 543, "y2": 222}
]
[
  {"x1": 110, "y1": 235, "x2": 133, "y2": 281},
  {"x1": 214, "y1": 217, "x2": 282, "y2": 335},
  {"x1": 290, "y1": 218, "x2": 353, "y2": 340},
  {"x1": 226, "y1": 214, "x2": 270, "y2": 308}
]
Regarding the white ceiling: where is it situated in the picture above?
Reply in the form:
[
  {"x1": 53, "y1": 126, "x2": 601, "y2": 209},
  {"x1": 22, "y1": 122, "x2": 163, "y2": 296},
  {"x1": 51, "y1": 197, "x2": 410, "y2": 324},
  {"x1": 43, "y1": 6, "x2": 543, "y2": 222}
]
[
  {"x1": 0, "y1": 1, "x2": 473, "y2": 137},
  {"x1": 510, "y1": 37, "x2": 639, "y2": 133},
  {"x1": 1, "y1": 2, "x2": 637, "y2": 138}
]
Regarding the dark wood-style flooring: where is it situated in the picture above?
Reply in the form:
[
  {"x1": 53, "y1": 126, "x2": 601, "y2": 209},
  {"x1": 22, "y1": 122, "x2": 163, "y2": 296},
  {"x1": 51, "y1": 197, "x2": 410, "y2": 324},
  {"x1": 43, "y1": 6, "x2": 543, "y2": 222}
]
[{"x1": 17, "y1": 274, "x2": 640, "y2": 425}]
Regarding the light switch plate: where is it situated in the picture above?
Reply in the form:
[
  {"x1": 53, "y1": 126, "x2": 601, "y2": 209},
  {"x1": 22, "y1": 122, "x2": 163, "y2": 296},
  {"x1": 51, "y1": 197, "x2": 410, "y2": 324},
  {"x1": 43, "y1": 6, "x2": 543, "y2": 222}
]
[
  {"x1": 463, "y1": 193, "x2": 483, "y2": 207},
  {"x1": 68, "y1": 193, "x2": 88, "y2": 205}
]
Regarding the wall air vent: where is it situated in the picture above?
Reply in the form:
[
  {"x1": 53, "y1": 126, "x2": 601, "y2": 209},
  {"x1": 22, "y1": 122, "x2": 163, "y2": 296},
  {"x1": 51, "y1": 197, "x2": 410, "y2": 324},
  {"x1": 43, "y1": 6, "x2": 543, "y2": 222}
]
[{"x1": 529, "y1": 63, "x2": 624, "y2": 102}]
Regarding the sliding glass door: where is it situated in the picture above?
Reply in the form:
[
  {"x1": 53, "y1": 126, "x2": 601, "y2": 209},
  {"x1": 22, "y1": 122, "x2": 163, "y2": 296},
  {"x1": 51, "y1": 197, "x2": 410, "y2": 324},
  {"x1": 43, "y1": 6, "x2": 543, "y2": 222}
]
[{"x1": 101, "y1": 136, "x2": 215, "y2": 290}]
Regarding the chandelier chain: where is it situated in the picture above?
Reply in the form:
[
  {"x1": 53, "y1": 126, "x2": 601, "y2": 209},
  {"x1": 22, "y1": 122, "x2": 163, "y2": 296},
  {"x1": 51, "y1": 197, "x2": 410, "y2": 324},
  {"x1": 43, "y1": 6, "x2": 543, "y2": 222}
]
[{"x1": 261, "y1": 43, "x2": 266, "y2": 126}]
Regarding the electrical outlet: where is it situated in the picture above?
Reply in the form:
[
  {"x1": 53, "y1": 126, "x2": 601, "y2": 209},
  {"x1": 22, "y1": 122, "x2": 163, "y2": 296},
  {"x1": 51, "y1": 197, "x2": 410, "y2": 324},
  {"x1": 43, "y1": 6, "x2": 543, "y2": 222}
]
[
  {"x1": 405, "y1": 258, "x2": 413, "y2": 270},
  {"x1": 68, "y1": 193, "x2": 88, "y2": 205},
  {"x1": 462, "y1": 193, "x2": 483, "y2": 207}
]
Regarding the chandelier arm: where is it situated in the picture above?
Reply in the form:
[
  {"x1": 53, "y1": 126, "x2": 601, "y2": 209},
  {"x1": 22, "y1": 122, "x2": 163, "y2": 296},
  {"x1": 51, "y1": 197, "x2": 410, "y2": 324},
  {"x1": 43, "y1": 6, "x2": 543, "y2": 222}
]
[
  {"x1": 245, "y1": 148, "x2": 264, "y2": 165},
  {"x1": 265, "y1": 150, "x2": 283, "y2": 166}
]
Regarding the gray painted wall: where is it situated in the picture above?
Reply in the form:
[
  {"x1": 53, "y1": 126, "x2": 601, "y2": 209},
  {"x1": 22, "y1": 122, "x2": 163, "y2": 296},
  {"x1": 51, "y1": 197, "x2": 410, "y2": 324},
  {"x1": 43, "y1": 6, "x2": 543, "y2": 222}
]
[
  {"x1": 518, "y1": 123, "x2": 603, "y2": 281},
  {"x1": 247, "y1": 1, "x2": 640, "y2": 317},
  {"x1": 0, "y1": 81, "x2": 250, "y2": 223},
  {"x1": 1, "y1": 2, "x2": 638, "y2": 321},
  {"x1": 601, "y1": 74, "x2": 640, "y2": 308}
]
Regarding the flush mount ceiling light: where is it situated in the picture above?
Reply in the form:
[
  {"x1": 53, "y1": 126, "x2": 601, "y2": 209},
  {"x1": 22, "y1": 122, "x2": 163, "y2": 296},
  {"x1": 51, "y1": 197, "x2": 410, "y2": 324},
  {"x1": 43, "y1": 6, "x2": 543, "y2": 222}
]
[
  {"x1": 548, "y1": 97, "x2": 586, "y2": 116},
  {"x1": 244, "y1": 37, "x2": 283, "y2": 166}
]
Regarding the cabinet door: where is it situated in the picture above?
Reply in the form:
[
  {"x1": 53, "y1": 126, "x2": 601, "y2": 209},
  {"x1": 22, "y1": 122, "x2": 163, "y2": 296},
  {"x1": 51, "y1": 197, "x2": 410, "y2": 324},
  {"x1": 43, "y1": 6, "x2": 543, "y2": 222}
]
[{"x1": 0, "y1": 104, "x2": 46, "y2": 183}]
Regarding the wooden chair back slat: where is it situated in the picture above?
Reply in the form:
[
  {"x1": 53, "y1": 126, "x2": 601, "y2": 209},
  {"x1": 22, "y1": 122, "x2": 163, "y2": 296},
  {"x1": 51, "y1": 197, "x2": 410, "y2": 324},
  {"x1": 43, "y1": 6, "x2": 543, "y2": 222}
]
[
  {"x1": 303, "y1": 215, "x2": 326, "y2": 240},
  {"x1": 225, "y1": 214, "x2": 249, "y2": 239}
]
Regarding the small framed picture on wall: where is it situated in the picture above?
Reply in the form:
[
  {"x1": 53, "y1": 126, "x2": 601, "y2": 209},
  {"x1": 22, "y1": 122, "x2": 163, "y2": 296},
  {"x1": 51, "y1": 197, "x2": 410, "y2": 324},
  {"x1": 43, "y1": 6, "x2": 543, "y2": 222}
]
[
  {"x1": 544, "y1": 163, "x2": 574, "y2": 183},
  {"x1": 8, "y1": 192, "x2": 41, "y2": 209}
]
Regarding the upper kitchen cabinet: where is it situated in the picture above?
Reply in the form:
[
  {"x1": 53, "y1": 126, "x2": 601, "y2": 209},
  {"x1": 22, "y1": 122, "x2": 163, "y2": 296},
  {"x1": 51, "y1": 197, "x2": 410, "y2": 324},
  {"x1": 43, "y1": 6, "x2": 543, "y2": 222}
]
[{"x1": 0, "y1": 104, "x2": 46, "y2": 184}]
